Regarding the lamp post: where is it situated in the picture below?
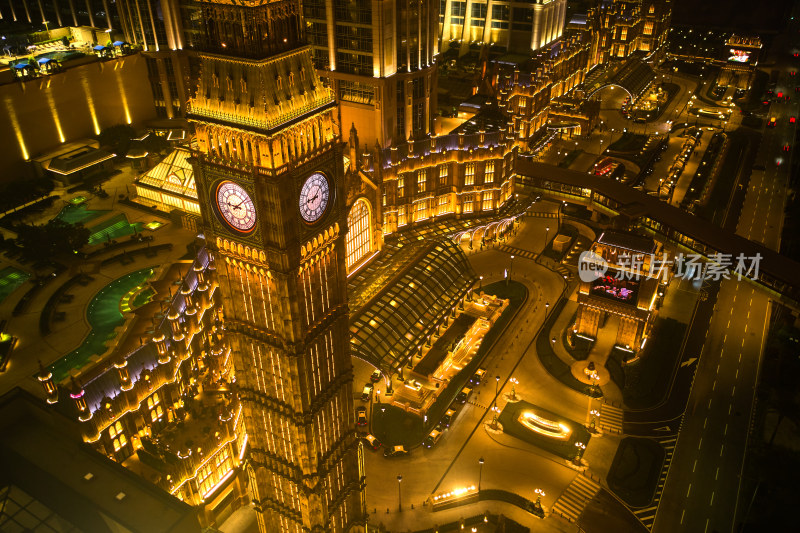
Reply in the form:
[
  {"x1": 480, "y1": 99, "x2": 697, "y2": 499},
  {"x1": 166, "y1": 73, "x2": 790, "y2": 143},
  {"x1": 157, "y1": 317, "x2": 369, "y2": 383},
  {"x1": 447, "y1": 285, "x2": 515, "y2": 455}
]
[
  {"x1": 478, "y1": 457, "x2": 485, "y2": 492},
  {"x1": 545, "y1": 302, "x2": 550, "y2": 315},
  {"x1": 534, "y1": 488, "x2": 545, "y2": 511},
  {"x1": 507, "y1": 255, "x2": 514, "y2": 285},
  {"x1": 479, "y1": 275, "x2": 483, "y2": 292},
  {"x1": 544, "y1": 226, "x2": 550, "y2": 252},
  {"x1": 589, "y1": 409, "x2": 600, "y2": 431},
  {"x1": 490, "y1": 406, "x2": 500, "y2": 429},
  {"x1": 574, "y1": 442, "x2": 586, "y2": 465},
  {"x1": 494, "y1": 375, "x2": 500, "y2": 404},
  {"x1": 397, "y1": 475, "x2": 403, "y2": 511},
  {"x1": 509, "y1": 377, "x2": 519, "y2": 400}
]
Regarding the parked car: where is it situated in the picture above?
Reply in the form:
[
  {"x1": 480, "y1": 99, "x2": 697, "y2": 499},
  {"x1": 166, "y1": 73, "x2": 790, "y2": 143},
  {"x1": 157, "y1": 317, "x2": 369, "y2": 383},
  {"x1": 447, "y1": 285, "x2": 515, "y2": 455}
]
[
  {"x1": 361, "y1": 433, "x2": 382, "y2": 450},
  {"x1": 438, "y1": 408, "x2": 457, "y2": 430},
  {"x1": 361, "y1": 384, "x2": 373, "y2": 401},
  {"x1": 422, "y1": 430, "x2": 442, "y2": 449},
  {"x1": 455, "y1": 386, "x2": 473, "y2": 404},
  {"x1": 468, "y1": 368, "x2": 486, "y2": 387},
  {"x1": 356, "y1": 407, "x2": 368, "y2": 426},
  {"x1": 370, "y1": 369, "x2": 382, "y2": 382},
  {"x1": 384, "y1": 445, "x2": 408, "y2": 458}
]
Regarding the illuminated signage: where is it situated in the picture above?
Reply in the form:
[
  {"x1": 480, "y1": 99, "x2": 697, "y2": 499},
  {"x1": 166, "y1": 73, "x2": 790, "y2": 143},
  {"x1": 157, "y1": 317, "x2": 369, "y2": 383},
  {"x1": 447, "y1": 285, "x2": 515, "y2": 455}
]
[{"x1": 728, "y1": 49, "x2": 751, "y2": 63}]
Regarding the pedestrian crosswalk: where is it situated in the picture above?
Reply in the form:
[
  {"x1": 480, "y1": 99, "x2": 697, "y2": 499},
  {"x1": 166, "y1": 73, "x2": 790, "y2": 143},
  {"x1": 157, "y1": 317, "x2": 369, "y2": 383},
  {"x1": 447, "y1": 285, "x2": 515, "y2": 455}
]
[
  {"x1": 526, "y1": 211, "x2": 559, "y2": 218},
  {"x1": 599, "y1": 403, "x2": 624, "y2": 434},
  {"x1": 498, "y1": 244, "x2": 538, "y2": 260},
  {"x1": 552, "y1": 474, "x2": 600, "y2": 523},
  {"x1": 632, "y1": 436, "x2": 677, "y2": 530}
]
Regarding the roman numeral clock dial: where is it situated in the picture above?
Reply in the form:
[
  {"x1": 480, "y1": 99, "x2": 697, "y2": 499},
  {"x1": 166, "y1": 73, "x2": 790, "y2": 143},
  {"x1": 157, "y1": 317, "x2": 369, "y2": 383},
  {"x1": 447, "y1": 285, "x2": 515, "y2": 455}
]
[
  {"x1": 215, "y1": 181, "x2": 257, "y2": 233},
  {"x1": 299, "y1": 172, "x2": 331, "y2": 223}
]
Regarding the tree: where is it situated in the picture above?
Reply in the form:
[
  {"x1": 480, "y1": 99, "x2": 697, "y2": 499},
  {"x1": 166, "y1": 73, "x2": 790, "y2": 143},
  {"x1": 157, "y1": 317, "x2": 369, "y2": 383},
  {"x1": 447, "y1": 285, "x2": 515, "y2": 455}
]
[{"x1": 15, "y1": 220, "x2": 90, "y2": 261}]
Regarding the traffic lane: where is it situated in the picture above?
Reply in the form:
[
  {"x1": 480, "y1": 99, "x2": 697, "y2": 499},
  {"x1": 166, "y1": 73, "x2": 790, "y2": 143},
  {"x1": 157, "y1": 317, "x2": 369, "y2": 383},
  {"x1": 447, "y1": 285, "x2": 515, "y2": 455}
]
[{"x1": 623, "y1": 282, "x2": 719, "y2": 426}]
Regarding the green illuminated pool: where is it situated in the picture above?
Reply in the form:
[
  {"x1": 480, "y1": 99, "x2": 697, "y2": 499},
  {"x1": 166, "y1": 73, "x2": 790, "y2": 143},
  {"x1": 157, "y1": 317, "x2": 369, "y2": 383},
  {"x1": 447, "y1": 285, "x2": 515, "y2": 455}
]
[
  {"x1": 54, "y1": 204, "x2": 107, "y2": 226},
  {"x1": 87, "y1": 213, "x2": 144, "y2": 246},
  {"x1": 49, "y1": 267, "x2": 156, "y2": 382},
  {"x1": 0, "y1": 266, "x2": 30, "y2": 304}
]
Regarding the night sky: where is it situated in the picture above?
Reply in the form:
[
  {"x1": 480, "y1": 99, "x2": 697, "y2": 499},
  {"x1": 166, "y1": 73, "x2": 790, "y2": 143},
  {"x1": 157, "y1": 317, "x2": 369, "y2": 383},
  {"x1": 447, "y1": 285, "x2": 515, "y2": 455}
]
[{"x1": 672, "y1": 0, "x2": 794, "y2": 32}]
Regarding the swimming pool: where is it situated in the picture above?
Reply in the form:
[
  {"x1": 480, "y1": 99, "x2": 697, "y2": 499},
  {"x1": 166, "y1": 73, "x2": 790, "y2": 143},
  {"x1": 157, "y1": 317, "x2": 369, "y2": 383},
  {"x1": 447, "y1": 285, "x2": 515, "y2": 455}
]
[
  {"x1": 54, "y1": 204, "x2": 107, "y2": 226},
  {"x1": 48, "y1": 267, "x2": 156, "y2": 382},
  {"x1": 87, "y1": 213, "x2": 144, "y2": 246},
  {"x1": 35, "y1": 50, "x2": 86, "y2": 62},
  {"x1": 0, "y1": 266, "x2": 30, "y2": 304}
]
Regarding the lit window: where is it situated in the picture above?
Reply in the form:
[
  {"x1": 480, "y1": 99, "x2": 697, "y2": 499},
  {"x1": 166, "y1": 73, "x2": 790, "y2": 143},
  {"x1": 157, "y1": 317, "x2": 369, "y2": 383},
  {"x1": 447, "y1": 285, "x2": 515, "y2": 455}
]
[
  {"x1": 438, "y1": 164, "x2": 448, "y2": 186},
  {"x1": 482, "y1": 191, "x2": 493, "y2": 211},
  {"x1": 398, "y1": 206, "x2": 407, "y2": 226},
  {"x1": 465, "y1": 163, "x2": 475, "y2": 186},
  {"x1": 437, "y1": 195, "x2": 450, "y2": 216},
  {"x1": 463, "y1": 193, "x2": 474, "y2": 213},
  {"x1": 110, "y1": 422, "x2": 127, "y2": 452},
  {"x1": 398, "y1": 177, "x2": 405, "y2": 197},
  {"x1": 485, "y1": 161, "x2": 495, "y2": 184},
  {"x1": 417, "y1": 169, "x2": 427, "y2": 193},
  {"x1": 198, "y1": 446, "x2": 233, "y2": 498},
  {"x1": 415, "y1": 199, "x2": 429, "y2": 221},
  {"x1": 346, "y1": 199, "x2": 373, "y2": 269}
]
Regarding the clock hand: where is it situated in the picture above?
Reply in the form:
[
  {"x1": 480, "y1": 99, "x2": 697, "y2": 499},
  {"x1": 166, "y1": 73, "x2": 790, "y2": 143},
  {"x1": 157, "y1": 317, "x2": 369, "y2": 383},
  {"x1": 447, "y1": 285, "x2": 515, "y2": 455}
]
[{"x1": 307, "y1": 194, "x2": 318, "y2": 205}]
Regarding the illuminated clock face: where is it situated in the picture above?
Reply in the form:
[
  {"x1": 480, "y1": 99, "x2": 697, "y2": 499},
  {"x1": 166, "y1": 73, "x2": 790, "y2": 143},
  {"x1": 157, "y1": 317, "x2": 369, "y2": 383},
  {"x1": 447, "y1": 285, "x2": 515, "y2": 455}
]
[
  {"x1": 298, "y1": 172, "x2": 330, "y2": 223},
  {"x1": 215, "y1": 181, "x2": 256, "y2": 233}
]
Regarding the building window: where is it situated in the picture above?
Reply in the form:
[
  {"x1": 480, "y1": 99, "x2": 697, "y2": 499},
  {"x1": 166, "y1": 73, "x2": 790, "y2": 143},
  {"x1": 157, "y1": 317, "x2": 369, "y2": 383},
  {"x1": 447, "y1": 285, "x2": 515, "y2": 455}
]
[
  {"x1": 437, "y1": 195, "x2": 450, "y2": 216},
  {"x1": 471, "y1": 3, "x2": 487, "y2": 25},
  {"x1": 417, "y1": 169, "x2": 427, "y2": 193},
  {"x1": 643, "y1": 21, "x2": 654, "y2": 36},
  {"x1": 465, "y1": 163, "x2": 475, "y2": 185},
  {"x1": 511, "y1": 7, "x2": 533, "y2": 31},
  {"x1": 414, "y1": 199, "x2": 428, "y2": 221},
  {"x1": 438, "y1": 164, "x2": 448, "y2": 186},
  {"x1": 485, "y1": 161, "x2": 495, "y2": 184},
  {"x1": 335, "y1": 51, "x2": 373, "y2": 76},
  {"x1": 198, "y1": 446, "x2": 234, "y2": 498},
  {"x1": 620, "y1": 27, "x2": 628, "y2": 41},
  {"x1": 450, "y1": 1, "x2": 466, "y2": 24},
  {"x1": 147, "y1": 392, "x2": 164, "y2": 422},
  {"x1": 491, "y1": 5, "x2": 509, "y2": 28},
  {"x1": 110, "y1": 421, "x2": 127, "y2": 452},
  {"x1": 398, "y1": 177, "x2": 405, "y2": 197},
  {"x1": 463, "y1": 194, "x2": 474, "y2": 213},
  {"x1": 398, "y1": 206, "x2": 407, "y2": 226},
  {"x1": 482, "y1": 191, "x2": 493, "y2": 210},
  {"x1": 346, "y1": 199, "x2": 373, "y2": 269},
  {"x1": 339, "y1": 80, "x2": 375, "y2": 105}
]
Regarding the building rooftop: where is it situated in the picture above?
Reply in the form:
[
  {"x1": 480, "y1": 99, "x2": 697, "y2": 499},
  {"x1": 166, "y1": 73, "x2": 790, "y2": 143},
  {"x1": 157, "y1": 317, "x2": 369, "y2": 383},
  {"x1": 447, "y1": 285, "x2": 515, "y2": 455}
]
[
  {"x1": 349, "y1": 239, "x2": 477, "y2": 373},
  {"x1": 597, "y1": 230, "x2": 657, "y2": 255},
  {"x1": 0, "y1": 389, "x2": 198, "y2": 533}
]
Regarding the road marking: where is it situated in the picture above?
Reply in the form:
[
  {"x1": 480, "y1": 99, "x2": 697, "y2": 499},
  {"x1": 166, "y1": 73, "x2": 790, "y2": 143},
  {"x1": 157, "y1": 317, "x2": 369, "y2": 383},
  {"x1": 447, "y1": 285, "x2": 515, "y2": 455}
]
[
  {"x1": 712, "y1": 381, "x2": 716, "y2": 391},
  {"x1": 708, "y1": 398, "x2": 712, "y2": 408},
  {"x1": 736, "y1": 368, "x2": 739, "y2": 378},
  {"x1": 699, "y1": 437, "x2": 703, "y2": 450},
  {"x1": 693, "y1": 459, "x2": 697, "y2": 472},
  {"x1": 687, "y1": 484, "x2": 692, "y2": 497},
  {"x1": 720, "y1": 445, "x2": 725, "y2": 457},
  {"x1": 724, "y1": 423, "x2": 728, "y2": 435},
  {"x1": 732, "y1": 386, "x2": 736, "y2": 396},
  {"x1": 724, "y1": 334, "x2": 727, "y2": 343},
  {"x1": 716, "y1": 467, "x2": 719, "y2": 480},
  {"x1": 681, "y1": 509, "x2": 686, "y2": 524},
  {"x1": 711, "y1": 491, "x2": 715, "y2": 505},
  {"x1": 705, "y1": 518, "x2": 710, "y2": 533}
]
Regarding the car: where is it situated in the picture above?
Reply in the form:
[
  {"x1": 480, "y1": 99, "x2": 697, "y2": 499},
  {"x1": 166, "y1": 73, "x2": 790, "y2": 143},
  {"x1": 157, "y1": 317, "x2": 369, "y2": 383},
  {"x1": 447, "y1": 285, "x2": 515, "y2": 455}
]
[
  {"x1": 783, "y1": 143, "x2": 791, "y2": 152},
  {"x1": 768, "y1": 117, "x2": 777, "y2": 127},
  {"x1": 468, "y1": 368, "x2": 486, "y2": 386},
  {"x1": 361, "y1": 384, "x2": 373, "y2": 401},
  {"x1": 361, "y1": 433, "x2": 382, "y2": 450},
  {"x1": 455, "y1": 386, "x2": 473, "y2": 404},
  {"x1": 422, "y1": 430, "x2": 442, "y2": 448},
  {"x1": 791, "y1": 116, "x2": 797, "y2": 123},
  {"x1": 356, "y1": 406, "x2": 368, "y2": 426},
  {"x1": 370, "y1": 370, "x2": 382, "y2": 382},
  {"x1": 384, "y1": 445, "x2": 408, "y2": 458},
  {"x1": 439, "y1": 408, "x2": 457, "y2": 429}
]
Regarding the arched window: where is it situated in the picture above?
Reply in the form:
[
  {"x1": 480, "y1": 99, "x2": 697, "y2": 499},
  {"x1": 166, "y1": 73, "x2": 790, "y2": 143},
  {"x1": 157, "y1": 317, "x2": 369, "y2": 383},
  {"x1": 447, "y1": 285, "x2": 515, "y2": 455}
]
[{"x1": 346, "y1": 199, "x2": 373, "y2": 269}]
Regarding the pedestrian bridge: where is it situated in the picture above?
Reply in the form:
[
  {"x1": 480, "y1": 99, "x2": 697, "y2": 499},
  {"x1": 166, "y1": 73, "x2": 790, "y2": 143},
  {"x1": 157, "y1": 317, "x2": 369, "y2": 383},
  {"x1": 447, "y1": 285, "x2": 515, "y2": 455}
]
[{"x1": 514, "y1": 158, "x2": 800, "y2": 306}]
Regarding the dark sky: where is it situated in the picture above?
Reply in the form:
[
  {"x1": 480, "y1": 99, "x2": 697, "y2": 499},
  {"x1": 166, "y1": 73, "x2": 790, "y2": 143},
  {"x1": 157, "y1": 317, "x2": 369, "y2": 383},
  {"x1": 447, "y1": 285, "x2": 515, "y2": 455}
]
[{"x1": 672, "y1": 0, "x2": 793, "y2": 32}]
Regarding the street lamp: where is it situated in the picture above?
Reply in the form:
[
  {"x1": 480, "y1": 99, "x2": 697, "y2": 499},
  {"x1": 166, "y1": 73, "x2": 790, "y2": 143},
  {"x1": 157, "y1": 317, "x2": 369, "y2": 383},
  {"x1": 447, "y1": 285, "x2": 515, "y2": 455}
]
[
  {"x1": 545, "y1": 226, "x2": 550, "y2": 251},
  {"x1": 479, "y1": 275, "x2": 483, "y2": 292},
  {"x1": 545, "y1": 302, "x2": 550, "y2": 315},
  {"x1": 494, "y1": 375, "x2": 500, "y2": 403},
  {"x1": 534, "y1": 488, "x2": 545, "y2": 511},
  {"x1": 397, "y1": 475, "x2": 403, "y2": 511},
  {"x1": 490, "y1": 406, "x2": 500, "y2": 429},
  {"x1": 589, "y1": 409, "x2": 600, "y2": 431},
  {"x1": 574, "y1": 442, "x2": 586, "y2": 465},
  {"x1": 509, "y1": 377, "x2": 519, "y2": 400},
  {"x1": 507, "y1": 255, "x2": 514, "y2": 285},
  {"x1": 478, "y1": 457, "x2": 485, "y2": 492}
]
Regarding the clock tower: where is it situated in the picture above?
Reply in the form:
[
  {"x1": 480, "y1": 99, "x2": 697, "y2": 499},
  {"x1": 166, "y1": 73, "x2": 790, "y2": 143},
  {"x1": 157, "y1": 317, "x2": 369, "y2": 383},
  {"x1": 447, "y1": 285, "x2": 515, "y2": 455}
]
[{"x1": 188, "y1": 1, "x2": 366, "y2": 531}]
